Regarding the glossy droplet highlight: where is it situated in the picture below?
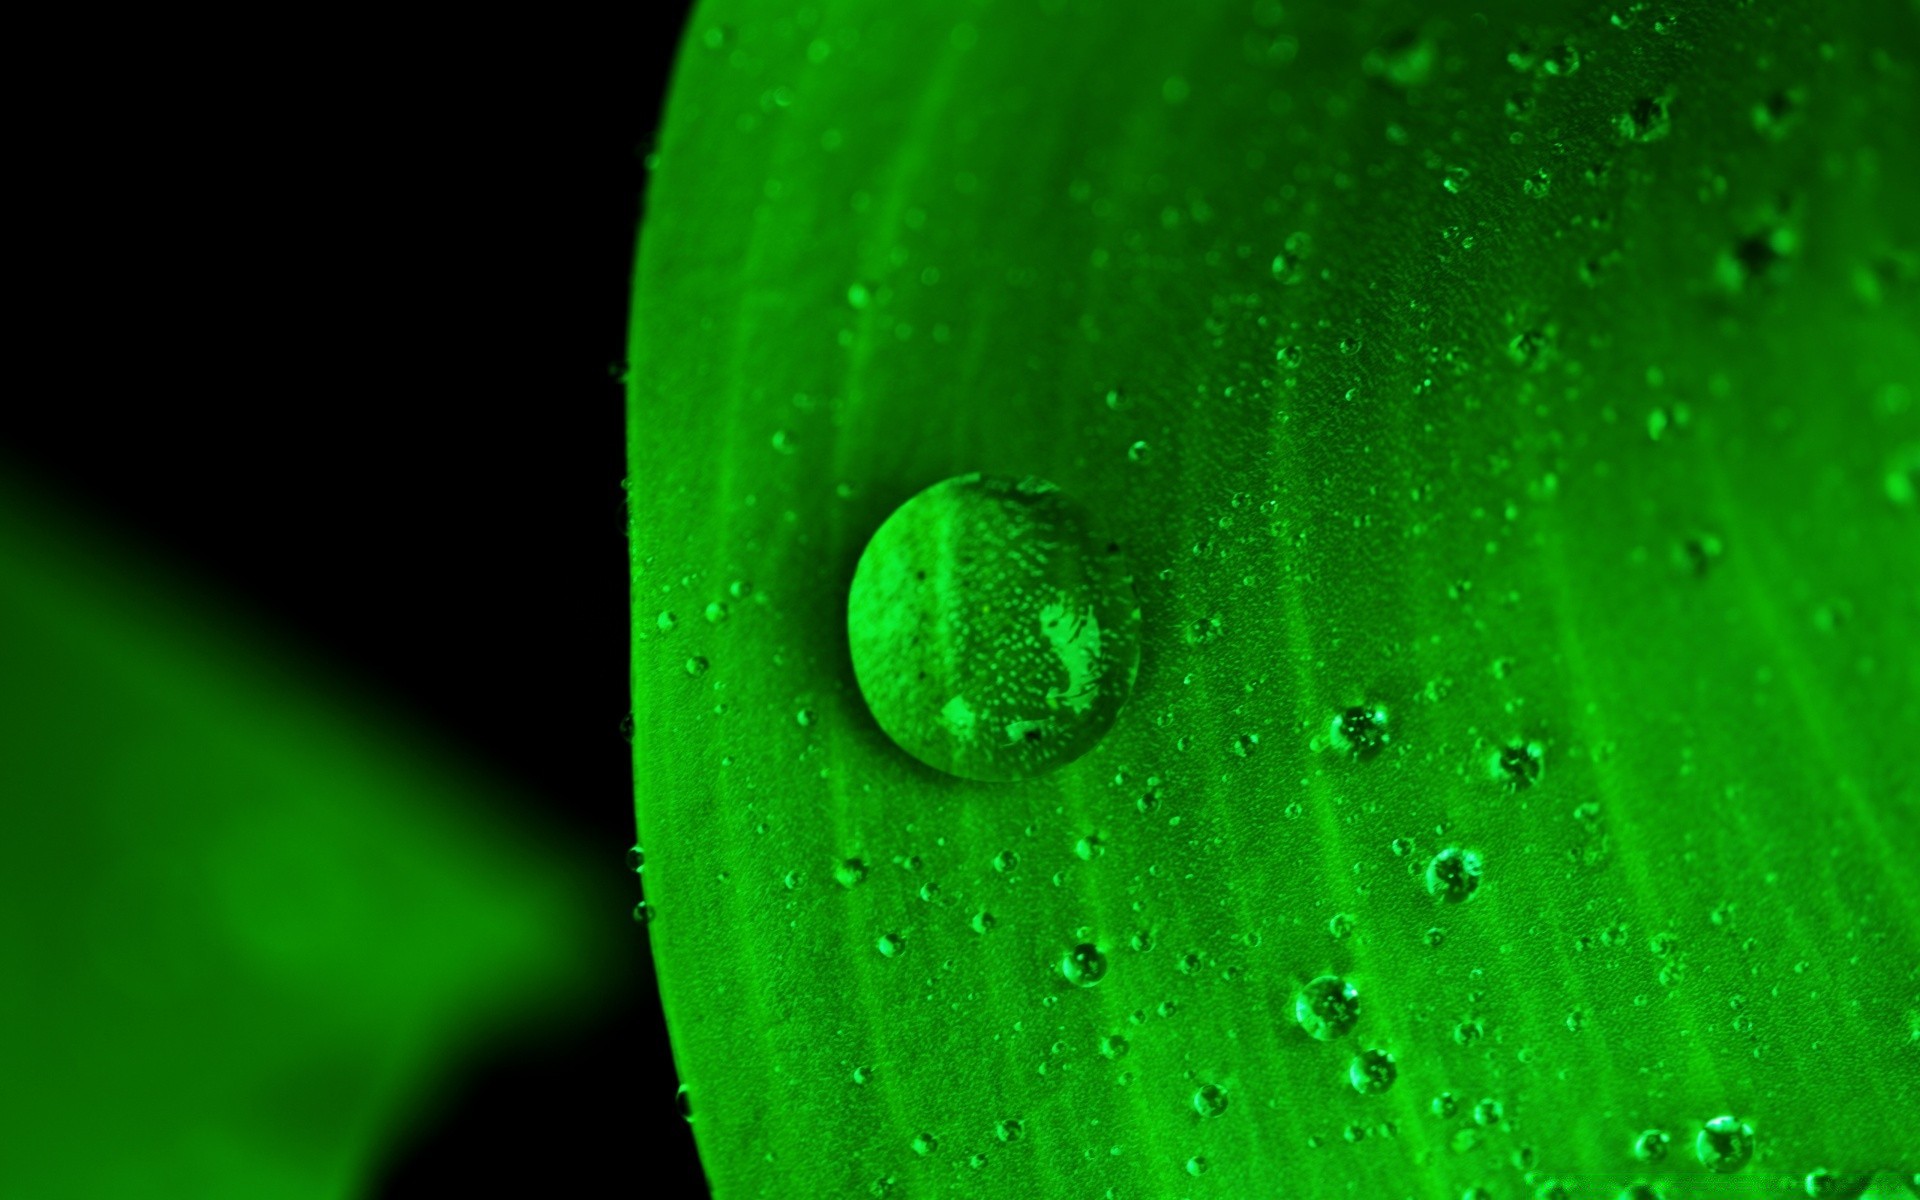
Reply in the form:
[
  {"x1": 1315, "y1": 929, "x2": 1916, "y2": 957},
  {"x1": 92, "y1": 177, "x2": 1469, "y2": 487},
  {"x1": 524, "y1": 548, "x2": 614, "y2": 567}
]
[
  {"x1": 847, "y1": 474, "x2": 1141, "y2": 781},
  {"x1": 1294, "y1": 974, "x2": 1361, "y2": 1041},
  {"x1": 1695, "y1": 1115, "x2": 1754, "y2": 1172},
  {"x1": 1063, "y1": 943, "x2": 1108, "y2": 987}
]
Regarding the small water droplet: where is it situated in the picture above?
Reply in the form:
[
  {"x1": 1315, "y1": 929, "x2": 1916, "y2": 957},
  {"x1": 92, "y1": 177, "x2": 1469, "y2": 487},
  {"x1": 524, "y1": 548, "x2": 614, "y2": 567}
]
[
  {"x1": 1330, "y1": 704, "x2": 1390, "y2": 756},
  {"x1": 627, "y1": 845, "x2": 645, "y2": 873},
  {"x1": 1426, "y1": 847, "x2": 1484, "y2": 903},
  {"x1": 996, "y1": 1119, "x2": 1024, "y2": 1143},
  {"x1": 1294, "y1": 974, "x2": 1361, "y2": 1041},
  {"x1": 912, "y1": 1132, "x2": 938, "y2": 1156},
  {"x1": 675, "y1": 1083, "x2": 693, "y2": 1121},
  {"x1": 835, "y1": 858, "x2": 868, "y2": 888},
  {"x1": 1618, "y1": 93, "x2": 1672, "y2": 142},
  {"x1": 1804, "y1": 1168, "x2": 1837, "y2": 1197},
  {"x1": 704, "y1": 600, "x2": 729, "y2": 623},
  {"x1": 846, "y1": 474, "x2": 1141, "y2": 781},
  {"x1": 1349, "y1": 1049, "x2": 1398, "y2": 1094},
  {"x1": 876, "y1": 931, "x2": 905, "y2": 957},
  {"x1": 1063, "y1": 943, "x2": 1109, "y2": 987},
  {"x1": 1633, "y1": 1128, "x2": 1671, "y2": 1162},
  {"x1": 1473, "y1": 1098, "x2": 1504, "y2": 1127},
  {"x1": 631, "y1": 900, "x2": 654, "y2": 924},
  {"x1": 1431, "y1": 1092, "x2": 1459, "y2": 1118},
  {"x1": 1100, "y1": 1034, "x2": 1130, "y2": 1059},
  {"x1": 685, "y1": 655, "x2": 710, "y2": 677},
  {"x1": 1185, "y1": 1155, "x2": 1210, "y2": 1177},
  {"x1": 1695, "y1": 1115, "x2": 1754, "y2": 1172},
  {"x1": 993, "y1": 850, "x2": 1019, "y2": 873},
  {"x1": 1495, "y1": 740, "x2": 1544, "y2": 788},
  {"x1": 1192, "y1": 1084, "x2": 1229, "y2": 1117},
  {"x1": 1128, "y1": 440, "x2": 1152, "y2": 463},
  {"x1": 1329, "y1": 912, "x2": 1356, "y2": 939},
  {"x1": 852, "y1": 1065, "x2": 871, "y2": 1084},
  {"x1": 657, "y1": 610, "x2": 678, "y2": 632}
]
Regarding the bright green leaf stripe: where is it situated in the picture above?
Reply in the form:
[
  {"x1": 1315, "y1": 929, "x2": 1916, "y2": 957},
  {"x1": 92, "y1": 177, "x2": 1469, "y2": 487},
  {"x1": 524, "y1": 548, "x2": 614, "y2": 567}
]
[{"x1": 629, "y1": 1, "x2": 1920, "y2": 1196}]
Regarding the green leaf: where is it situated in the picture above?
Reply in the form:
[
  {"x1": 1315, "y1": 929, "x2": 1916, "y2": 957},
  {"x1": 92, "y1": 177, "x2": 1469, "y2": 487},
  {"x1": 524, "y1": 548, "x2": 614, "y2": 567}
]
[
  {"x1": 0, "y1": 468, "x2": 616, "y2": 1198},
  {"x1": 629, "y1": 1, "x2": 1920, "y2": 1196}
]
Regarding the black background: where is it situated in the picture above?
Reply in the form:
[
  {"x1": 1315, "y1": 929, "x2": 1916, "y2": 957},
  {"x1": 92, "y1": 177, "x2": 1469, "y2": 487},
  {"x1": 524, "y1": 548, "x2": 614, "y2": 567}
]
[{"x1": 7, "y1": 5, "x2": 705, "y2": 1195}]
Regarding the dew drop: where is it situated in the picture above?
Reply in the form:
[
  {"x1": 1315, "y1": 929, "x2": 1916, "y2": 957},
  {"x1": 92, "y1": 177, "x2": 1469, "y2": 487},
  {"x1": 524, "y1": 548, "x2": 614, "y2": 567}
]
[
  {"x1": 1426, "y1": 847, "x2": 1484, "y2": 903},
  {"x1": 1632, "y1": 1128, "x2": 1671, "y2": 1162},
  {"x1": 1099, "y1": 1034, "x2": 1130, "y2": 1059},
  {"x1": 1695, "y1": 1115, "x2": 1754, "y2": 1173},
  {"x1": 847, "y1": 474, "x2": 1140, "y2": 781},
  {"x1": 631, "y1": 900, "x2": 653, "y2": 925},
  {"x1": 1804, "y1": 1169, "x2": 1837, "y2": 1197},
  {"x1": 675, "y1": 1083, "x2": 693, "y2": 1122},
  {"x1": 1294, "y1": 974, "x2": 1361, "y2": 1041},
  {"x1": 1618, "y1": 94, "x2": 1672, "y2": 142},
  {"x1": 1473, "y1": 1098, "x2": 1504, "y2": 1127},
  {"x1": 1185, "y1": 1156, "x2": 1210, "y2": 1177},
  {"x1": 1062, "y1": 943, "x2": 1109, "y2": 987},
  {"x1": 627, "y1": 845, "x2": 645, "y2": 873},
  {"x1": 1349, "y1": 1048, "x2": 1398, "y2": 1094},
  {"x1": 1495, "y1": 740, "x2": 1544, "y2": 788},
  {"x1": 1328, "y1": 912, "x2": 1356, "y2": 939},
  {"x1": 835, "y1": 858, "x2": 868, "y2": 888},
  {"x1": 996, "y1": 1119, "x2": 1024, "y2": 1143},
  {"x1": 1192, "y1": 1083, "x2": 1229, "y2": 1117},
  {"x1": 851, "y1": 1065, "x2": 871, "y2": 1084},
  {"x1": 1431, "y1": 1092, "x2": 1459, "y2": 1119},
  {"x1": 876, "y1": 931, "x2": 905, "y2": 958},
  {"x1": 685, "y1": 655, "x2": 710, "y2": 677},
  {"x1": 1330, "y1": 704, "x2": 1390, "y2": 756},
  {"x1": 912, "y1": 1132, "x2": 938, "y2": 1156}
]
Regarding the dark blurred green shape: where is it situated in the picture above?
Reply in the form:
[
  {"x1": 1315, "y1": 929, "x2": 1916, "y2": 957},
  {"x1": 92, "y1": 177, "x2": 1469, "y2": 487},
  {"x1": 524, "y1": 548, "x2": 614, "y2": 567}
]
[{"x1": 0, "y1": 467, "x2": 613, "y2": 1198}]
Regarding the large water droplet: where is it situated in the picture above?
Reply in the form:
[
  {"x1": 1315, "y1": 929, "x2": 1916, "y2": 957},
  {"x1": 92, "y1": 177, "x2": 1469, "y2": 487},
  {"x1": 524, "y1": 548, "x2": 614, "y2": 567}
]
[
  {"x1": 1294, "y1": 974, "x2": 1361, "y2": 1040},
  {"x1": 1695, "y1": 1115, "x2": 1754, "y2": 1172},
  {"x1": 847, "y1": 474, "x2": 1141, "y2": 781}
]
